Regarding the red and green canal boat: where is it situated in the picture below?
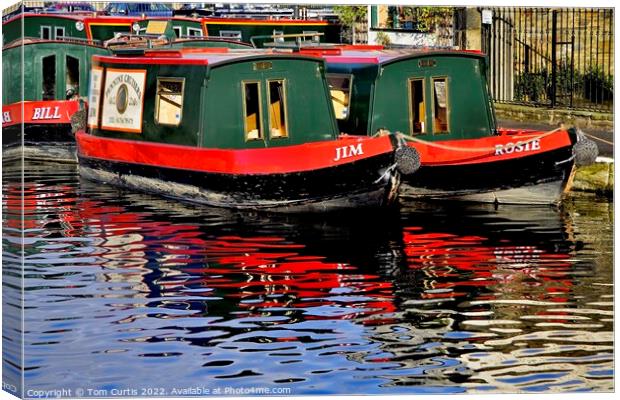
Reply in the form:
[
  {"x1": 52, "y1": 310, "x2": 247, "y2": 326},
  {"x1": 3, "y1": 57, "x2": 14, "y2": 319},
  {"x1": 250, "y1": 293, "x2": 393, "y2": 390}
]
[
  {"x1": 2, "y1": 12, "x2": 135, "y2": 161},
  {"x1": 320, "y1": 48, "x2": 597, "y2": 205},
  {"x1": 76, "y1": 48, "x2": 418, "y2": 211}
]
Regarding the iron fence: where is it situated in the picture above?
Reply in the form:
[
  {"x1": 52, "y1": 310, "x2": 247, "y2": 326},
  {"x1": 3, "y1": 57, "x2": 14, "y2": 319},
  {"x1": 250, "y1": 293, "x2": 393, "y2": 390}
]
[{"x1": 483, "y1": 7, "x2": 613, "y2": 112}]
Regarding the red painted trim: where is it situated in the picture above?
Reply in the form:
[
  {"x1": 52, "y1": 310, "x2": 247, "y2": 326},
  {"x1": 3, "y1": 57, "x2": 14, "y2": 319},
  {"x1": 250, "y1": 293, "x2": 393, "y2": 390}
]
[
  {"x1": 323, "y1": 56, "x2": 379, "y2": 64},
  {"x1": 2, "y1": 100, "x2": 80, "y2": 127},
  {"x1": 93, "y1": 54, "x2": 210, "y2": 66},
  {"x1": 201, "y1": 17, "x2": 331, "y2": 25},
  {"x1": 76, "y1": 131, "x2": 395, "y2": 175},
  {"x1": 409, "y1": 131, "x2": 573, "y2": 166}
]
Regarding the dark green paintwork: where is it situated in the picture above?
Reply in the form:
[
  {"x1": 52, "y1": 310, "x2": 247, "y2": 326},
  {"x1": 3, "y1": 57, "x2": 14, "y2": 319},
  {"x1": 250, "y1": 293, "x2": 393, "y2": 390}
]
[
  {"x1": 3, "y1": 14, "x2": 133, "y2": 46},
  {"x1": 327, "y1": 53, "x2": 497, "y2": 141},
  {"x1": 204, "y1": 22, "x2": 341, "y2": 48},
  {"x1": 91, "y1": 55, "x2": 339, "y2": 149},
  {"x1": 2, "y1": 41, "x2": 108, "y2": 103}
]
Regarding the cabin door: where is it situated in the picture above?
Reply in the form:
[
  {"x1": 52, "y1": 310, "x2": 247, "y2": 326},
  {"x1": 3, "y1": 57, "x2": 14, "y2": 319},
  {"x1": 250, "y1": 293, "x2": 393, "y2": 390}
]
[
  {"x1": 407, "y1": 72, "x2": 450, "y2": 136},
  {"x1": 241, "y1": 72, "x2": 290, "y2": 147}
]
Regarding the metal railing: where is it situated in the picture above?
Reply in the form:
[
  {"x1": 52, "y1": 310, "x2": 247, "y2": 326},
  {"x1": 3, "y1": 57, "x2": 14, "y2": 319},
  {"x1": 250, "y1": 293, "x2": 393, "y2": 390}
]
[{"x1": 483, "y1": 7, "x2": 613, "y2": 112}]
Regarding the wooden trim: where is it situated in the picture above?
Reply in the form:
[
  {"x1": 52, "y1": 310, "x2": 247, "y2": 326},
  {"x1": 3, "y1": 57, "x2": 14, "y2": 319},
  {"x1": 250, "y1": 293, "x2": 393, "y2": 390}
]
[
  {"x1": 266, "y1": 79, "x2": 289, "y2": 139},
  {"x1": 154, "y1": 77, "x2": 185, "y2": 127},
  {"x1": 242, "y1": 80, "x2": 264, "y2": 142},
  {"x1": 407, "y1": 77, "x2": 426, "y2": 136},
  {"x1": 431, "y1": 76, "x2": 450, "y2": 135}
]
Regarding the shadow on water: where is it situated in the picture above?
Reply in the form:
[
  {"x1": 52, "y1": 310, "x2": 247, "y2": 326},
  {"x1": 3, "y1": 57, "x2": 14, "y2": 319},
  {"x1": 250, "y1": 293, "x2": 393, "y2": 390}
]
[{"x1": 2, "y1": 160, "x2": 614, "y2": 395}]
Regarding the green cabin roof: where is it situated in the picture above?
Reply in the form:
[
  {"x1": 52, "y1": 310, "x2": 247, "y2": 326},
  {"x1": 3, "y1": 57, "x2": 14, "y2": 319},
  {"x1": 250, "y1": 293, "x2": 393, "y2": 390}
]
[
  {"x1": 89, "y1": 49, "x2": 339, "y2": 150},
  {"x1": 323, "y1": 49, "x2": 497, "y2": 141}
]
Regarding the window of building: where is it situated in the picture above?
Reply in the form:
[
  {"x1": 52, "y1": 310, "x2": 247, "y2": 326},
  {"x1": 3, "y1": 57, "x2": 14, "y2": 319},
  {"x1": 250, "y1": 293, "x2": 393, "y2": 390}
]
[
  {"x1": 42, "y1": 55, "x2": 56, "y2": 100},
  {"x1": 41, "y1": 26, "x2": 51, "y2": 40},
  {"x1": 408, "y1": 78, "x2": 425, "y2": 134},
  {"x1": 65, "y1": 56, "x2": 79, "y2": 99},
  {"x1": 220, "y1": 30, "x2": 242, "y2": 40},
  {"x1": 267, "y1": 80, "x2": 288, "y2": 138},
  {"x1": 432, "y1": 77, "x2": 449, "y2": 133},
  {"x1": 327, "y1": 74, "x2": 352, "y2": 120},
  {"x1": 187, "y1": 27, "x2": 203, "y2": 37},
  {"x1": 243, "y1": 82, "x2": 262, "y2": 140},
  {"x1": 155, "y1": 78, "x2": 185, "y2": 126},
  {"x1": 54, "y1": 26, "x2": 65, "y2": 39}
]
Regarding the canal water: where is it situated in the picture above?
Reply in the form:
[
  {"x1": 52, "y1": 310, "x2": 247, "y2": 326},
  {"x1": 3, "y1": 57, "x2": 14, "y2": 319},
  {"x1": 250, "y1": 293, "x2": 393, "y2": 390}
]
[{"x1": 2, "y1": 160, "x2": 614, "y2": 396}]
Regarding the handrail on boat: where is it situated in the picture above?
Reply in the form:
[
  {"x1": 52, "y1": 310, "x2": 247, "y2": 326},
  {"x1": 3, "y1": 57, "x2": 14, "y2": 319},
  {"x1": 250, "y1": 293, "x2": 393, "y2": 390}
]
[{"x1": 250, "y1": 32, "x2": 324, "y2": 48}]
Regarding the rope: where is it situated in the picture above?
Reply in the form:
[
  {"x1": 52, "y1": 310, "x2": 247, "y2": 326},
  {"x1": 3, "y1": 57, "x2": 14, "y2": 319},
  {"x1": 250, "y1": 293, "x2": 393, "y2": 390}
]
[
  {"x1": 374, "y1": 163, "x2": 397, "y2": 184},
  {"x1": 582, "y1": 131, "x2": 614, "y2": 146},
  {"x1": 397, "y1": 127, "x2": 563, "y2": 154}
]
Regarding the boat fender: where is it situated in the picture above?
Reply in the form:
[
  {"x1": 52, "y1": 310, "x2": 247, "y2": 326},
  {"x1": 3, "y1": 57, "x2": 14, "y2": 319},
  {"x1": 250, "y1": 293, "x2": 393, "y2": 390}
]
[
  {"x1": 394, "y1": 144, "x2": 420, "y2": 175},
  {"x1": 573, "y1": 129, "x2": 599, "y2": 167},
  {"x1": 70, "y1": 101, "x2": 87, "y2": 135}
]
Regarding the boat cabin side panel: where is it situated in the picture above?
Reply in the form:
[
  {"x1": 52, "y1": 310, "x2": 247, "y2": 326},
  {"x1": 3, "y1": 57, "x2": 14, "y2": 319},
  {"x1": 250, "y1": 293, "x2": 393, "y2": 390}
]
[
  {"x1": 88, "y1": 62, "x2": 206, "y2": 147},
  {"x1": 88, "y1": 56, "x2": 339, "y2": 150},
  {"x1": 3, "y1": 42, "x2": 107, "y2": 103},
  {"x1": 372, "y1": 55, "x2": 495, "y2": 140},
  {"x1": 202, "y1": 57, "x2": 338, "y2": 149}
]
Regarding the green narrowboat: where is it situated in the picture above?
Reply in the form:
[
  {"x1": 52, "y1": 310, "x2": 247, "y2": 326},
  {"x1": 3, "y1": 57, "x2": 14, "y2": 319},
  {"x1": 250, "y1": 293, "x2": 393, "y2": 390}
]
[
  {"x1": 2, "y1": 38, "x2": 108, "y2": 161},
  {"x1": 2, "y1": 12, "x2": 137, "y2": 46},
  {"x1": 130, "y1": 16, "x2": 340, "y2": 48},
  {"x1": 76, "y1": 48, "x2": 418, "y2": 211},
  {"x1": 320, "y1": 48, "x2": 597, "y2": 204}
]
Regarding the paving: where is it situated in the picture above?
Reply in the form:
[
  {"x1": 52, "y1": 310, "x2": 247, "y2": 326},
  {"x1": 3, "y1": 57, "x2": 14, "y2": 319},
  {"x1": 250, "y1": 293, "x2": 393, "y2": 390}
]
[{"x1": 498, "y1": 119, "x2": 614, "y2": 158}]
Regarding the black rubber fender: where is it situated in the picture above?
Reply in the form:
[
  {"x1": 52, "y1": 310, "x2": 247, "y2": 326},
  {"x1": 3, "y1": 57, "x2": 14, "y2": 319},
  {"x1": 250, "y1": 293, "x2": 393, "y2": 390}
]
[
  {"x1": 573, "y1": 130, "x2": 599, "y2": 167},
  {"x1": 395, "y1": 145, "x2": 421, "y2": 175}
]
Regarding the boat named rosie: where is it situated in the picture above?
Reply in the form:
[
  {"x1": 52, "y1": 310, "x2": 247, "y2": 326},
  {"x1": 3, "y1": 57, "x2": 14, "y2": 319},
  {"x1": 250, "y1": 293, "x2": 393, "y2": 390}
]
[{"x1": 76, "y1": 48, "x2": 418, "y2": 211}]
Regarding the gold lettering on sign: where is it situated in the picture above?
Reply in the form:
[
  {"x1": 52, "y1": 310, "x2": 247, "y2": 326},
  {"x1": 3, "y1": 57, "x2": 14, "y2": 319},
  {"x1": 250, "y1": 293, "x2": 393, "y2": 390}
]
[
  {"x1": 418, "y1": 59, "x2": 436, "y2": 68},
  {"x1": 254, "y1": 61, "x2": 273, "y2": 71}
]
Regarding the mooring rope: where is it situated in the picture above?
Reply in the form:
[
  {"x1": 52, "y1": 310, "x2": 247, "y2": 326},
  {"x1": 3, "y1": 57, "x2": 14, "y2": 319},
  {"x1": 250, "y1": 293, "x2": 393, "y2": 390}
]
[
  {"x1": 395, "y1": 128, "x2": 563, "y2": 154},
  {"x1": 581, "y1": 131, "x2": 614, "y2": 146}
]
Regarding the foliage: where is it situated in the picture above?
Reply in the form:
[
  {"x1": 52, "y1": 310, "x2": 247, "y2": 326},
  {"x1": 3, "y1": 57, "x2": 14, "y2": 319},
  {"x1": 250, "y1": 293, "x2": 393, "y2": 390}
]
[
  {"x1": 514, "y1": 65, "x2": 613, "y2": 105},
  {"x1": 333, "y1": 6, "x2": 367, "y2": 27},
  {"x1": 400, "y1": 7, "x2": 453, "y2": 32},
  {"x1": 582, "y1": 66, "x2": 613, "y2": 102},
  {"x1": 374, "y1": 31, "x2": 391, "y2": 46},
  {"x1": 333, "y1": 6, "x2": 367, "y2": 44},
  {"x1": 514, "y1": 71, "x2": 548, "y2": 102}
]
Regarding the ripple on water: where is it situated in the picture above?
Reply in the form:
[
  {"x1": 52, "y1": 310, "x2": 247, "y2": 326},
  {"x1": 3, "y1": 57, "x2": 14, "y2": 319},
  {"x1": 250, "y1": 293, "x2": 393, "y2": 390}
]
[{"x1": 2, "y1": 161, "x2": 613, "y2": 394}]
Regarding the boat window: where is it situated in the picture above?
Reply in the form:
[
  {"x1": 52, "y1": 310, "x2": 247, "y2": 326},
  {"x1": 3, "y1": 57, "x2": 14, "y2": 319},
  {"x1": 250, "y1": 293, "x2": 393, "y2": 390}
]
[
  {"x1": 408, "y1": 78, "x2": 425, "y2": 135},
  {"x1": 327, "y1": 74, "x2": 352, "y2": 120},
  {"x1": 173, "y1": 27, "x2": 182, "y2": 38},
  {"x1": 267, "y1": 80, "x2": 288, "y2": 139},
  {"x1": 220, "y1": 30, "x2": 242, "y2": 40},
  {"x1": 432, "y1": 77, "x2": 449, "y2": 133},
  {"x1": 155, "y1": 78, "x2": 185, "y2": 126},
  {"x1": 65, "y1": 56, "x2": 79, "y2": 99},
  {"x1": 41, "y1": 26, "x2": 51, "y2": 40},
  {"x1": 42, "y1": 55, "x2": 56, "y2": 100},
  {"x1": 243, "y1": 81, "x2": 262, "y2": 140},
  {"x1": 55, "y1": 27, "x2": 65, "y2": 39},
  {"x1": 187, "y1": 27, "x2": 203, "y2": 37}
]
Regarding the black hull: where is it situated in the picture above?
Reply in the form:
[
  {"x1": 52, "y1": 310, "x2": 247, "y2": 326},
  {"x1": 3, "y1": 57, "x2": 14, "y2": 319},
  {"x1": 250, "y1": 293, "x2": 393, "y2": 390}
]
[
  {"x1": 2, "y1": 123, "x2": 75, "y2": 146},
  {"x1": 78, "y1": 154, "x2": 400, "y2": 212},
  {"x1": 401, "y1": 146, "x2": 574, "y2": 198}
]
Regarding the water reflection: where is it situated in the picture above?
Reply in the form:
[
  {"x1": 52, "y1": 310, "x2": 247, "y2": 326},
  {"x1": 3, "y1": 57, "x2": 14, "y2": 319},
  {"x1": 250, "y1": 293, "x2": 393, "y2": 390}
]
[{"x1": 2, "y1": 161, "x2": 613, "y2": 395}]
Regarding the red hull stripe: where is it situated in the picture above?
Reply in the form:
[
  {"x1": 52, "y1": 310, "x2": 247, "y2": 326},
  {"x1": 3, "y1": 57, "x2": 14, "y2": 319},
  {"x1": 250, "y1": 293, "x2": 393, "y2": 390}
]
[
  {"x1": 410, "y1": 131, "x2": 573, "y2": 166},
  {"x1": 76, "y1": 131, "x2": 395, "y2": 175},
  {"x1": 2, "y1": 100, "x2": 80, "y2": 127}
]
